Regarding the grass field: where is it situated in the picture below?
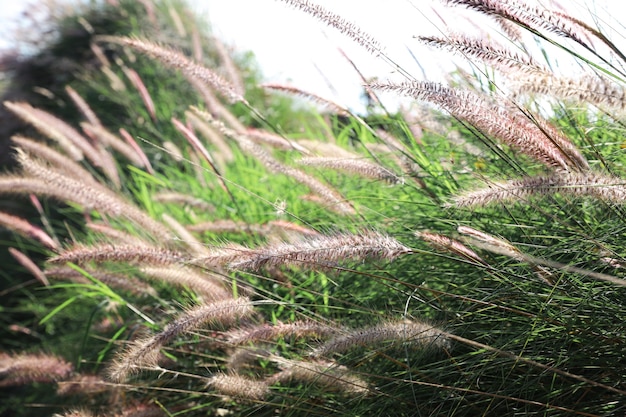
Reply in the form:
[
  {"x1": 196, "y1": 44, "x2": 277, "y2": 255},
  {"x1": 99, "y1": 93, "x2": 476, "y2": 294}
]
[{"x1": 1, "y1": 1, "x2": 625, "y2": 416}]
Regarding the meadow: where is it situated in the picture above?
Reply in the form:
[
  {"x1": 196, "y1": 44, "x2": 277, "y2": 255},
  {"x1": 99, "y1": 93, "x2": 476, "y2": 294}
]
[{"x1": 1, "y1": 0, "x2": 625, "y2": 416}]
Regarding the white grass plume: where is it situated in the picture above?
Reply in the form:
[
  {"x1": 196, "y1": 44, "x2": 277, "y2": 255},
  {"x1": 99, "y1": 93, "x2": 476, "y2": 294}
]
[
  {"x1": 370, "y1": 81, "x2": 588, "y2": 172},
  {"x1": 311, "y1": 320, "x2": 450, "y2": 357},
  {"x1": 109, "y1": 297, "x2": 252, "y2": 381},
  {"x1": 97, "y1": 36, "x2": 246, "y2": 104},
  {"x1": 194, "y1": 230, "x2": 412, "y2": 272},
  {"x1": 450, "y1": 172, "x2": 626, "y2": 207}
]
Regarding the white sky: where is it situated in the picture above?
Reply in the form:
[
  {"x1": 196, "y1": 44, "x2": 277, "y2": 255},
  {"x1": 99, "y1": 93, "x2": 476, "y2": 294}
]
[{"x1": 2, "y1": 0, "x2": 626, "y2": 112}]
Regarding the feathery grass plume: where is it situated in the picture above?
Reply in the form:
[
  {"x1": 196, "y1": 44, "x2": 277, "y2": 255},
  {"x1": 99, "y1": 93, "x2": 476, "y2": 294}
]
[
  {"x1": 510, "y1": 72, "x2": 626, "y2": 111},
  {"x1": 226, "y1": 321, "x2": 340, "y2": 345},
  {"x1": 456, "y1": 226, "x2": 522, "y2": 259},
  {"x1": 9, "y1": 247, "x2": 49, "y2": 286},
  {"x1": 207, "y1": 373, "x2": 269, "y2": 401},
  {"x1": 95, "y1": 145, "x2": 121, "y2": 189},
  {"x1": 266, "y1": 356, "x2": 369, "y2": 395},
  {"x1": 278, "y1": 0, "x2": 383, "y2": 56},
  {"x1": 457, "y1": 225, "x2": 554, "y2": 283},
  {"x1": 516, "y1": 105, "x2": 589, "y2": 172},
  {"x1": 115, "y1": 403, "x2": 166, "y2": 417},
  {"x1": 248, "y1": 220, "x2": 324, "y2": 244},
  {"x1": 261, "y1": 83, "x2": 350, "y2": 117},
  {"x1": 494, "y1": 15, "x2": 524, "y2": 41},
  {"x1": 65, "y1": 86, "x2": 101, "y2": 127},
  {"x1": 90, "y1": 42, "x2": 111, "y2": 67},
  {"x1": 109, "y1": 297, "x2": 252, "y2": 381},
  {"x1": 245, "y1": 128, "x2": 310, "y2": 153},
  {"x1": 551, "y1": 9, "x2": 626, "y2": 63},
  {"x1": 450, "y1": 171, "x2": 626, "y2": 207},
  {"x1": 280, "y1": 165, "x2": 356, "y2": 215},
  {"x1": 52, "y1": 410, "x2": 94, "y2": 417},
  {"x1": 28, "y1": 192, "x2": 56, "y2": 242},
  {"x1": 0, "y1": 177, "x2": 97, "y2": 210},
  {"x1": 364, "y1": 143, "x2": 408, "y2": 175},
  {"x1": 191, "y1": 243, "x2": 256, "y2": 269},
  {"x1": 152, "y1": 191, "x2": 216, "y2": 212},
  {"x1": 335, "y1": 46, "x2": 385, "y2": 107},
  {"x1": 81, "y1": 123, "x2": 146, "y2": 167},
  {"x1": 374, "y1": 128, "x2": 410, "y2": 152},
  {"x1": 14, "y1": 150, "x2": 124, "y2": 215},
  {"x1": 297, "y1": 139, "x2": 359, "y2": 159},
  {"x1": 0, "y1": 210, "x2": 58, "y2": 250},
  {"x1": 185, "y1": 110, "x2": 234, "y2": 164},
  {"x1": 139, "y1": 265, "x2": 232, "y2": 302},
  {"x1": 97, "y1": 36, "x2": 246, "y2": 104},
  {"x1": 266, "y1": 220, "x2": 321, "y2": 238},
  {"x1": 187, "y1": 219, "x2": 319, "y2": 243},
  {"x1": 162, "y1": 141, "x2": 185, "y2": 162},
  {"x1": 420, "y1": 81, "x2": 589, "y2": 171},
  {"x1": 44, "y1": 265, "x2": 157, "y2": 297},
  {"x1": 5, "y1": 101, "x2": 106, "y2": 168},
  {"x1": 0, "y1": 352, "x2": 73, "y2": 387},
  {"x1": 4, "y1": 101, "x2": 83, "y2": 160},
  {"x1": 401, "y1": 104, "x2": 444, "y2": 140},
  {"x1": 415, "y1": 231, "x2": 488, "y2": 266},
  {"x1": 298, "y1": 156, "x2": 402, "y2": 184},
  {"x1": 12, "y1": 136, "x2": 99, "y2": 187},
  {"x1": 212, "y1": 37, "x2": 245, "y2": 97},
  {"x1": 122, "y1": 66, "x2": 157, "y2": 122},
  {"x1": 189, "y1": 152, "x2": 209, "y2": 187},
  {"x1": 600, "y1": 257, "x2": 625, "y2": 269},
  {"x1": 223, "y1": 230, "x2": 412, "y2": 272},
  {"x1": 370, "y1": 81, "x2": 587, "y2": 171},
  {"x1": 191, "y1": 26, "x2": 203, "y2": 62},
  {"x1": 162, "y1": 213, "x2": 210, "y2": 256},
  {"x1": 16, "y1": 150, "x2": 171, "y2": 239},
  {"x1": 168, "y1": 6, "x2": 186, "y2": 37},
  {"x1": 187, "y1": 105, "x2": 246, "y2": 140},
  {"x1": 101, "y1": 65, "x2": 127, "y2": 92},
  {"x1": 441, "y1": 0, "x2": 593, "y2": 50},
  {"x1": 226, "y1": 348, "x2": 271, "y2": 372},
  {"x1": 187, "y1": 219, "x2": 259, "y2": 234},
  {"x1": 191, "y1": 106, "x2": 355, "y2": 214},
  {"x1": 56, "y1": 374, "x2": 110, "y2": 396},
  {"x1": 311, "y1": 320, "x2": 450, "y2": 357},
  {"x1": 86, "y1": 222, "x2": 150, "y2": 246},
  {"x1": 188, "y1": 84, "x2": 248, "y2": 134},
  {"x1": 49, "y1": 244, "x2": 184, "y2": 266},
  {"x1": 419, "y1": 34, "x2": 547, "y2": 73},
  {"x1": 11, "y1": 127, "x2": 120, "y2": 188},
  {"x1": 118, "y1": 128, "x2": 155, "y2": 174},
  {"x1": 171, "y1": 117, "x2": 230, "y2": 193}
]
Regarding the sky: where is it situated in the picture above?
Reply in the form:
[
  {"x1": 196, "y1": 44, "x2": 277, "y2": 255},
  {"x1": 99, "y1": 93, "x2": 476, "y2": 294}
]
[{"x1": 1, "y1": 0, "x2": 626, "y2": 112}]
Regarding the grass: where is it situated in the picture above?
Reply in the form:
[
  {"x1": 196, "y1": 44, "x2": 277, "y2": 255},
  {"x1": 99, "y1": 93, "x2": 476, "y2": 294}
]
[{"x1": 1, "y1": 0, "x2": 626, "y2": 416}]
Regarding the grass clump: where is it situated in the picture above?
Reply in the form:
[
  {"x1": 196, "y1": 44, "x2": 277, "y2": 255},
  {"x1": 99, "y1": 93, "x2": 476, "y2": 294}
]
[{"x1": 1, "y1": 0, "x2": 626, "y2": 416}]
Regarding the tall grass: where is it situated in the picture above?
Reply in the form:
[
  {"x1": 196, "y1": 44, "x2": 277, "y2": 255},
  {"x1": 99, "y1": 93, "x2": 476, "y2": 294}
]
[{"x1": 1, "y1": 0, "x2": 625, "y2": 416}]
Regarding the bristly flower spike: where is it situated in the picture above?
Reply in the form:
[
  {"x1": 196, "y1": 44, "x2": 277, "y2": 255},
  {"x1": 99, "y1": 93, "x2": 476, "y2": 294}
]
[
  {"x1": 109, "y1": 297, "x2": 252, "y2": 381},
  {"x1": 97, "y1": 36, "x2": 247, "y2": 104}
]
